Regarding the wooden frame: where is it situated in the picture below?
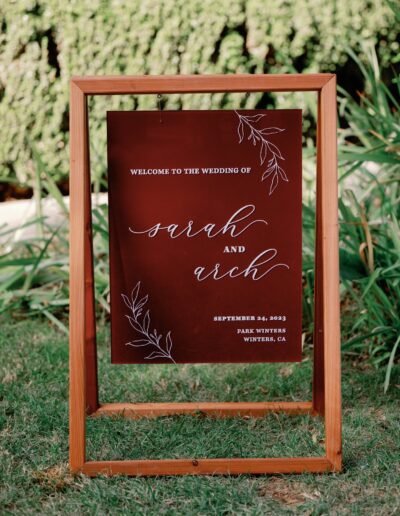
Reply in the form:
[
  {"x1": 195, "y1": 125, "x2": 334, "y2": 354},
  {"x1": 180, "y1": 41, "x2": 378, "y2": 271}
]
[{"x1": 69, "y1": 74, "x2": 341, "y2": 476}]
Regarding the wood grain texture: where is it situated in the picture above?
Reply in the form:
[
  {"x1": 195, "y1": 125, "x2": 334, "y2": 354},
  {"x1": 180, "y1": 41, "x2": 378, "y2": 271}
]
[
  {"x1": 72, "y1": 73, "x2": 333, "y2": 95},
  {"x1": 81, "y1": 457, "x2": 333, "y2": 476},
  {"x1": 94, "y1": 401, "x2": 314, "y2": 419},
  {"x1": 320, "y1": 76, "x2": 342, "y2": 471},
  {"x1": 69, "y1": 82, "x2": 87, "y2": 471}
]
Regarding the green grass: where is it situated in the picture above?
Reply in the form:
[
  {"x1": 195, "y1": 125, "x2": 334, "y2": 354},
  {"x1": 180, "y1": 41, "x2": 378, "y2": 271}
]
[{"x1": 1, "y1": 318, "x2": 399, "y2": 515}]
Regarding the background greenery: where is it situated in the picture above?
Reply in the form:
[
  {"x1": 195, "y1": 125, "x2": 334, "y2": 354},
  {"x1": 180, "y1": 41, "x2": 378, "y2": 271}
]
[{"x1": 0, "y1": 0, "x2": 399, "y2": 187}]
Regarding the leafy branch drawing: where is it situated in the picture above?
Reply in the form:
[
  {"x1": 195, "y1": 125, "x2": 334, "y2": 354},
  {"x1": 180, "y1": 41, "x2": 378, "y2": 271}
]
[
  {"x1": 235, "y1": 111, "x2": 288, "y2": 195},
  {"x1": 122, "y1": 281, "x2": 175, "y2": 363}
]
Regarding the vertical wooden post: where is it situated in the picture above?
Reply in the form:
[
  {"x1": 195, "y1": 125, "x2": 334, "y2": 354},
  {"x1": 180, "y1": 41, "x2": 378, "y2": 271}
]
[
  {"x1": 84, "y1": 98, "x2": 99, "y2": 415},
  {"x1": 69, "y1": 82, "x2": 88, "y2": 471},
  {"x1": 313, "y1": 91, "x2": 325, "y2": 415},
  {"x1": 320, "y1": 76, "x2": 342, "y2": 471}
]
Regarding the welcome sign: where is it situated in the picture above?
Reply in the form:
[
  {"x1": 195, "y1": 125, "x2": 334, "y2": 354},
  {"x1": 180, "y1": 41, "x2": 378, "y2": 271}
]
[{"x1": 107, "y1": 109, "x2": 302, "y2": 363}]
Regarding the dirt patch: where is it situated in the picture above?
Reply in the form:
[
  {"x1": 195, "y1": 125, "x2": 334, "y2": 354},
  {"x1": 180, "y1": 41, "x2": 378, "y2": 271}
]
[
  {"x1": 32, "y1": 464, "x2": 75, "y2": 491},
  {"x1": 278, "y1": 366, "x2": 294, "y2": 378},
  {"x1": 258, "y1": 477, "x2": 321, "y2": 506}
]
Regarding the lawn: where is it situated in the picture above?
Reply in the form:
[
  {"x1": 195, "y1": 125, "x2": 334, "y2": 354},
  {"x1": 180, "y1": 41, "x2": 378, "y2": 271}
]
[{"x1": 0, "y1": 317, "x2": 399, "y2": 515}]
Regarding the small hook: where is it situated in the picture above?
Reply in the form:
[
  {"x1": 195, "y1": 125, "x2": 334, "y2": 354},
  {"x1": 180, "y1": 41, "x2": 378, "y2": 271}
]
[{"x1": 157, "y1": 94, "x2": 163, "y2": 123}]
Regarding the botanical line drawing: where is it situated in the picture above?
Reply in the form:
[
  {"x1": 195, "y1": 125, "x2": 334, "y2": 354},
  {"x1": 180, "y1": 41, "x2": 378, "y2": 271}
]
[
  {"x1": 235, "y1": 111, "x2": 287, "y2": 195},
  {"x1": 122, "y1": 281, "x2": 175, "y2": 363}
]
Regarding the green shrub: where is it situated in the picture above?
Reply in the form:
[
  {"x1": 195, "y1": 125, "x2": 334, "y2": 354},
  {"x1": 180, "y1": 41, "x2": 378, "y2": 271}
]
[
  {"x1": 0, "y1": 0, "x2": 398, "y2": 186},
  {"x1": 337, "y1": 47, "x2": 400, "y2": 391}
]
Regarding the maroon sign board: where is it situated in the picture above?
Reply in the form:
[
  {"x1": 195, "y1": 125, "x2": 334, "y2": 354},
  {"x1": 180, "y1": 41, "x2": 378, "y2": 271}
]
[{"x1": 107, "y1": 109, "x2": 302, "y2": 364}]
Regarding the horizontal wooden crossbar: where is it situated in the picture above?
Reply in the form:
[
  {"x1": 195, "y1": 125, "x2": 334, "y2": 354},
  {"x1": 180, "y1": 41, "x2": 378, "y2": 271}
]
[
  {"x1": 81, "y1": 457, "x2": 333, "y2": 476},
  {"x1": 93, "y1": 401, "x2": 314, "y2": 419},
  {"x1": 71, "y1": 73, "x2": 334, "y2": 95}
]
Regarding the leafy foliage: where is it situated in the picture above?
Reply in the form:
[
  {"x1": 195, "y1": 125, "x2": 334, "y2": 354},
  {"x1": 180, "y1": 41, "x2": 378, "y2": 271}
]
[
  {"x1": 337, "y1": 48, "x2": 400, "y2": 390},
  {"x1": 0, "y1": 0, "x2": 398, "y2": 188}
]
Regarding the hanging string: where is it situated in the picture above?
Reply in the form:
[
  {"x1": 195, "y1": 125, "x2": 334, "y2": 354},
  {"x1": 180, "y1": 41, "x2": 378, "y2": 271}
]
[{"x1": 157, "y1": 94, "x2": 163, "y2": 123}]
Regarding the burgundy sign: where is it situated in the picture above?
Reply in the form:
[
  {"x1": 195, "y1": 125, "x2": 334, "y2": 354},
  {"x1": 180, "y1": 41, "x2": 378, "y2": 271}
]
[{"x1": 107, "y1": 109, "x2": 302, "y2": 364}]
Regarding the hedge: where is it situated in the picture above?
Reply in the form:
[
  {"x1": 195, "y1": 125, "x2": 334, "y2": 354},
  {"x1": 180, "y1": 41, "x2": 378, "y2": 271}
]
[{"x1": 0, "y1": 0, "x2": 398, "y2": 186}]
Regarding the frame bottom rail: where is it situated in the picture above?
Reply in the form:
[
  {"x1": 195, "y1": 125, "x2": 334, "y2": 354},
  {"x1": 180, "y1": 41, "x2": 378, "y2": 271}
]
[
  {"x1": 80, "y1": 457, "x2": 333, "y2": 476},
  {"x1": 93, "y1": 401, "x2": 314, "y2": 419}
]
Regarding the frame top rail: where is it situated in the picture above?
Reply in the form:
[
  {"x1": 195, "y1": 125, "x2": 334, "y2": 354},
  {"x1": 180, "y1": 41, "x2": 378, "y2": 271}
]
[{"x1": 71, "y1": 73, "x2": 334, "y2": 95}]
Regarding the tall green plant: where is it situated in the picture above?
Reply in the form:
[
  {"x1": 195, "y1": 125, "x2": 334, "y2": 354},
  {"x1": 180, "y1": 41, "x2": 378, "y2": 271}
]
[{"x1": 338, "y1": 47, "x2": 400, "y2": 390}]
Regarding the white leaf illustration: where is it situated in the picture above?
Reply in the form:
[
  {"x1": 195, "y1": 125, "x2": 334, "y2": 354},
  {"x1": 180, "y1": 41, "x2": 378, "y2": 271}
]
[
  {"x1": 269, "y1": 172, "x2": 279, "y2": 195},
  {"x1": 260, "y1": 127, "x2": 285, "y2": 135},
  {"x1": 244, "y1": 114, "x2": 265, "y2": 122},
  {"x1": 125, "y1": 315, "x2": 143, "y2": 333},
  {"x1": 143, "y1": 310, "x2": 150, "y2": 333},
  {"x1": 166, "y1": 331, "x2": 172, "y2": 353},
  {"x1": 268, "y1": 141, "x2": 284, "y2": 160},
  {"x1": 121, "y1": 294, "x2": 131, "y2": 309},
  {"x1": 260, "y1": 142, "x2": 267, "y2": 165},
  {"x1": 235, "y1": 111, "x2": 287, "y2": 195},
  {"x1": 237, "y1": 120, "x2": 244, "y2": 143},
  {"x1": 135, "y1": 295, "x2": 149, "y2": 311},
  {"x1": 262, "y1": 166, "x2": 275, "y2": 181},
  {"x1": 127, "y1": 339, "x2": 151, "y2": 347},
  {"x1": 130, "y1": 282, "x2": 141, "y2": 306},
  {"x1": 145, "y1": 351, "x2": 168, "y2": 360},
  {"x1": 123, "y1": 282, "x2": 175, "y2": 363},
  {"x1": 278, "y1": 167, "x2": 289, "y2": 182}
]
